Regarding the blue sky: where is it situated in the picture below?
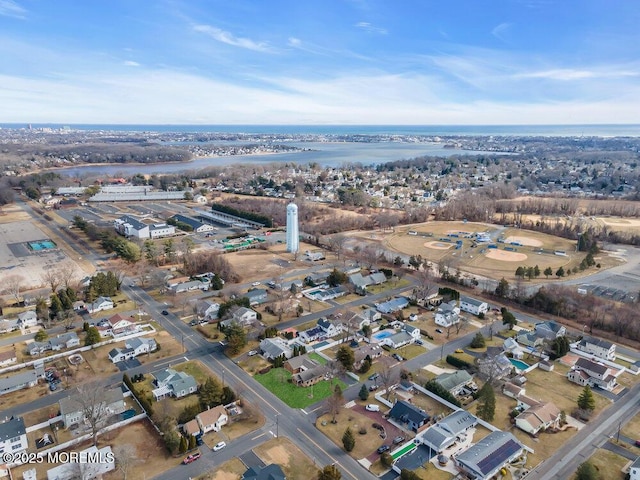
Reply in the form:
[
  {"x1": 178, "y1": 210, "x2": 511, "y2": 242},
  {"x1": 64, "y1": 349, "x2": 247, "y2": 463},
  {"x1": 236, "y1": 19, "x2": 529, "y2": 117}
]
[{"x1": 1, "y1": 0, "x2": 639, "y2": 124}]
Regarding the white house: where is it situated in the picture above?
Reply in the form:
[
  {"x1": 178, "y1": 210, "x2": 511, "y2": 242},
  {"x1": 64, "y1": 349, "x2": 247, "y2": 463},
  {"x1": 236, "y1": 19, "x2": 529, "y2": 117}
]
[
  {"x1": 108, "y1": 337, "x2": 156, "y2": 363},
  {"x1": 459, "y1": 296, "x2": 489, "y2": 316},
  {"x1": 435, "y1": 301, "x2": 460, "y2": 328},
  {"x1": 196, "y1": 405, "x2": 228, "y2": 433},
  {"x1": 196, "y1": 300, "x2": 220, "y2": 321},
  {"x1": 114, "y1": 215, "x2": 149, "y2": 239},
  {"x1": 503, "y1": 337, "x2": 526, "y2": 360},
  {"x1": 0, "y1": 416, "x2": 28, "y2": 456},
  {"x1": 515, "y1": 400, "x2": 561, "y2": 436},
  {"x1": 149, "y1": 223, "x2": 176, "y2": 239},
  {"x1": 46, "y1": 445, "x2": 115, "y2": 480},
  {"x1": 99, "y1": 313, "x2": 139, "y2": 337},
  {"x1": 86, "y1": 296, "x2": 114, "y2": 314},
  {"x1": 232, "y1": 307, "x2": 257, "y2": 325},
  {"x1": 567, "y1": 357, "x2": 620, "y2": 391},
  {"x1": 575, "y1": 337, "x2": 616, "y2": 361},
  {"x1": 629, "y1": 457, "x2": 640, "y2": 480},
  {"x1": 17, "y1": 311, "x2": 38, "y2": 329},
  {"x1": 259, "y1": 337, "x2": 293, "y2": 360},
  {"x1": 381, "y1": 331, "x2": 414, "y2": 349}
]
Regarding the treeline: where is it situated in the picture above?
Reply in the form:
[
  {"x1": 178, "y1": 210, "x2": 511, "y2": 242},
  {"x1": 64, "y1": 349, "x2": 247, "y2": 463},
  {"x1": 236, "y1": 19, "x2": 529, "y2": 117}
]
[
  {"x1": 211, "y1": 203, "x2": 273, "y2": 227},
  {"x1": 73, "y1": 215, "x2": 141, "y2": 263},
  {"x1": 182, "y1": 251, "x2": 239, "y2": 283}
]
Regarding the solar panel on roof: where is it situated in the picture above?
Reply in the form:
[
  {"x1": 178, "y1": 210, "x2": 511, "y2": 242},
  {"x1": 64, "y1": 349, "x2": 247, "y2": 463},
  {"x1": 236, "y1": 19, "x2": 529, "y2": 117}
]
[{"x1": 476, "y1": 439, "x2": 521, "y2": 475}]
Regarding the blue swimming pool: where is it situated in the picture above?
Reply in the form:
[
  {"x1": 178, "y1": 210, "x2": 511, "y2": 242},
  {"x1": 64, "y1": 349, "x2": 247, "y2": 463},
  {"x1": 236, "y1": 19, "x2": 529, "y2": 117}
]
[
  {"x1": 372, "y1": 330, "x2": 394, "y2": 342},
  {"x1": 509, "y1": 358, "x2": 530, "y2": 371}
]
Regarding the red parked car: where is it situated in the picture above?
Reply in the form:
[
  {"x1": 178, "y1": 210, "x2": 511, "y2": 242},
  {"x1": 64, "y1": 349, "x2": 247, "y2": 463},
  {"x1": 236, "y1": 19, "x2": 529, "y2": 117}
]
[{"x1": 182, "y1": 452, "x2": 201, "y2": 465}]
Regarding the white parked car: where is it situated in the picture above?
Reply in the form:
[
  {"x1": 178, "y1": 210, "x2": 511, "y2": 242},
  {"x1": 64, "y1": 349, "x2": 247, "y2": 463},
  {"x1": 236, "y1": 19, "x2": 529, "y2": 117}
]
[
  {"x1": 213, "y1": 441, "x2": 226, "y2": 451},
  {"x1": 252, "y1": 281, "x2": 261, "y2": 286},
  {"x1": 365, "y1": 404, "x2": 380, "y2": 412},
  {"x1": 247, "y1": 350, "x2": 258, "y2": 356}
]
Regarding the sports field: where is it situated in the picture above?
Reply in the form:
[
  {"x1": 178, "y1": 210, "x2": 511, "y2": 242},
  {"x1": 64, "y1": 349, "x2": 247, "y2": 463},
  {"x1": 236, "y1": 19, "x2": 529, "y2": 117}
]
[{"x1": 385, "y1": 222, "x2": 585, "y2": 280}]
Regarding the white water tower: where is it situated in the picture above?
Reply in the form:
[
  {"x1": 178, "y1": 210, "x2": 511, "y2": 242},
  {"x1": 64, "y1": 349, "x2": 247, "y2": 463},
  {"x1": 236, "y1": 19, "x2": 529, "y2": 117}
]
[{"x1": 286, "y1": 203, "x2": 299, "y2": 253}]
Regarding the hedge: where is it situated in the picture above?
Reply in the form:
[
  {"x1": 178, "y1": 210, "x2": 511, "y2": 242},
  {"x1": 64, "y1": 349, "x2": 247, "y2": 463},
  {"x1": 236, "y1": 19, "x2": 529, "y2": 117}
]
[{"x1": 446, "y1": 354, "x2": 472, "y2": 370}]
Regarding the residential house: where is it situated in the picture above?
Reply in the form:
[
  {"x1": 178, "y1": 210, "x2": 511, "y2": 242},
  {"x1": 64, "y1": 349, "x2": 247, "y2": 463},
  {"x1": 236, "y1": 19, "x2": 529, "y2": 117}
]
[
  {"x1": 45, "y1": 445, "x2": 115, "y2": 480},
  {"x1": 434, "y1": 301, "x2": 460, "y2": 328},
  {"x1": 304, "y1": 271, "x2": 331, "y2": 286},
  {"x1": 284, "y1": 354, "x2": 327, "y2": 387},
  {"x1": 0, "y1": 416, "x2": 28, "y2": 456},
  {"x1": 0, "y1": 318, "x2": 20, "y2": 334},
  {"x1": 170, "y1": 280, "x2": 209, "y2": 294},
  {"x1": 503, "y1": 337, "x2": 525, "y2": 360},
  {"x1": 455, "y1": 431, "x2": 524, "y2": 480},
  {"x1": 193, "y1": 194, "x2": 208, "y2": 205},
  {"x1": 515, "y1": 401, "x2": 561, "y2": 436},
  {"x1": 381, "y1": 331, "x2": 413, "y2": 349},
  {"x1": 27, "y1": 333, "x2": 79, "y2": 356},
  {"x1": 353, "y1": 344, "x2": 382, "y2": 370},
  {"x1": 459, "y1": 296, "x2": 489, "y2": 316},
  {"x1": 434, "y1": 370, "x2": 473, "y2": 396},
  {"x1": 152, "y1": 368, "x2": 198, "y2": 400},
  {"x1": 86, "y1": 296, "x2": 114, "y2": 314},
  {"x1": 403, "y1": 324, "x2": 421, "y2": 341},
  {"x1": 0, "y1": 349, "x2": 17, "y2": 368},
  {"x1": 195, "y1": 300, "x2": 220, "y2": 321},
  {"x1": 242, "y1": 464, "x2": 286, "y2": 480},
  {"x1": 341, "y1": 311, "x2": 370, "y2": 331},
  {"x1": 629, "y1": 457, "x2": 640, "y2": 480},
  {"x1": 417, "y1": 410, "x2": 477, "y2": 453},
  {"x1": 259, "y1": 337, "x2": 293, "y2": 360},
  {"x1": 244, "y1": 289, "x2": 268, "y2": 306},
  {"x1": 375, "y1": 297, "x2": 409, "y2": 314},
  {"x1": 100, "y1": 314, "x2": 138, "y2": 338},
  {"x1": 502, "y1": 382, "x2": 525, "y2": 400},
  {"x1": 567, "y1": 357, "x2": 620, "y2": 391},
  {"x1": 349, "y1": 271, "x2": 387, "y2": 295},
  {"x1": 388, "y1": 400, "x2": 430, "y2": 432},
  {"x1": 17, "y1": 311, "x2": 38, "y2": 330},
  {"x1": 59, "y1": 387, "x2": 125, "y2": 428},
  {"x1": 360, "y1": 307, "x2": 382, "y2": 323},
  {"x1": 231, "y1": 307, "x2": 258, "y2": 326},
  {"x1": 516, "y1": 331, "x2": 544, "y2": 349},
  {"x1": 0, "y1": 367, "x2": 41, "y2": 397},
  {"x1": 575, "y1": 337, "x2": 616, "y2": 361},
  {"x1": 108, "y1": 337, "x2": 156, "y2": 363},
  {"x1": 476, "y1": 347, "x2": 513, "y2": 381},
  {"x1": 195, "y1": 405, "x2": 228, "y2": 433},
  {"x1": 534, "y1": 321, "x2": 566, "y2": 340},
  {"x1": 318, "y1": 318, "x2": 342, "y2": 337},
  {"x1": 114, "y1": 215, "x2": 149, "y2": 239}
]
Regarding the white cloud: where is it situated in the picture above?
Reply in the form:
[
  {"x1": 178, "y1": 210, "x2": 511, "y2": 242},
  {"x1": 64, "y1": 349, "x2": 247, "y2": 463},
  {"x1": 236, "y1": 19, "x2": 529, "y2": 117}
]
[
  {"x1": 355, "y1": 22, "x2": 388, "y2": 35},
  {"x1": 491, "y1": 22, "x2": 512, "y2": 41},
  {"x1": 123, "y1": 61, "x2": 140, "y2": 67},
  {"x1": 0, "y1": 0, "x2": 26, "y2": 19},
  {"x1": 193, "y1": 24, "x2": 273, "y2": 52},
  {"x1": 287, "y1": 37, "x2": 301, "y2": 48},
  {"x1": 515, "y1": 68, "x2": 639, "y2": 81}
]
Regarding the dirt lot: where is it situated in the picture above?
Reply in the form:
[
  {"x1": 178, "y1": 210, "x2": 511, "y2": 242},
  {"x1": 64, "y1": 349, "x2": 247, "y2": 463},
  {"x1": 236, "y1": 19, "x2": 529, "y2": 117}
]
[{"x1": 254, "y1": 437, "x2": 319, "y2": 479}]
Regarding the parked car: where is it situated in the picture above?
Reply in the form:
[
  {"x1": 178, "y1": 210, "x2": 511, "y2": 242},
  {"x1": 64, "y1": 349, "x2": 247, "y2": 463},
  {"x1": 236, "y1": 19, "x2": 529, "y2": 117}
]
[
  {"x1": 213, "y1": 441, "x2": 226, "y2": 451},
  {"x1": 161, "y1": 310, "x2": 169, "y2": 316},
  {"x1": 247, "y1": 350, "x2": 258, "y2": 356},
  {"x1": 49, "y1": 383, "x2": 58, "y2": 392},
  {"x1": 392, "y1": 353, "x2": 404, "y2": 361},
  {"x1": 455, "y1": 348, "x2": 464, "y2": 353},
  {"x1": 377, "y1": 445, "x2": 390, "y2": 454},
  {"x1": 392, "y1": 436, "x2": 405, "y2": 445},
  {"x1": 435, "y1": 328, "x2": 443, "y2": 334},
  {"x1": 368, "y1": 384, "x2": 379, "y2": 392},
  {"x1": 182, "y1": 452, "x2": 201, "y2": 464},
  {"x1": 408, "y1": 314, "x2": 418, "y2": 321},
  {"x1": 252, "y1": 281, "x2": 261, "y2": 286},
  {"x1": 368, "y1": 373, "x2": 380, "y2": 381},
  {"x1": 636, "y1": 440, "x2": 640, "y2": 447},
  {"x1": 189, "y1": 320, "x2": 198, "y2": 326},
  {"x1": 415, "y1": 339, "x2": 424, "y2": 345},
  {"x1": 365, "y1": 404, "x2": 380, "y2": 412}
]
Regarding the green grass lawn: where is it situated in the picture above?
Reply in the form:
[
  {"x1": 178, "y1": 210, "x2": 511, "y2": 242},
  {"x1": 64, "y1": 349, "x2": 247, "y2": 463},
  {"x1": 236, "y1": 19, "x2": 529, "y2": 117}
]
[
  {"x1": 254, "y1": 368, "x2": 346, "y2": 408},
  {"x1": 308, "y1": 352, "x2": 328, "y2": 365}
]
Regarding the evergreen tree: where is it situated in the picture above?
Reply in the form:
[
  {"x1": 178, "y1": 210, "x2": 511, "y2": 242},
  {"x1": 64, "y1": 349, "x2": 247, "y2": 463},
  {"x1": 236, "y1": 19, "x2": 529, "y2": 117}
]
[
  {"x1": 575, "y1": 462, "x2": 599, "y2": 480},
  {"x1": 336, "y1": 345, "x2": 355, "y2": 371},
  {"x1": 318, "y1": 464, "x2": 341, "y2": 480},
  {"x1": 224, "y1": 321, "x2": 247, "y2": 354},
  {"x1": 501, "y1": 308, "x2": 517, "y2": 330},
  {"x1": 358, "y1": 384, "x2": 369, "y2": 401},
  {"x1": 188, "y1": 434, "x2": 196, "y2": 451},
  {"x1": 57, "y1": 289, "x2": 72, "y2": 311},
  {"x1": 577, "y1": 385, "x2": 596, "y2": 412},
  {"x1": 515, "y1": 266, "x2": 525, "y2": 278},
  {"x1": 178, "y1": 435, "x2": 188, "y2": 454},
  {"x1": 556, "y1": 266, "x2": 565, "y2": 277},
  {"x1": 199, "y1": 377, "x2": 223, "y2": 409},
  {"x1": 533, "y1": 265, "x2": 541, "y2": 277},
  {"x1": 476, "y1": 383, "x2": 496, "y2": 421},
  {"x1": 494, "y1": 278, "x2": 510, "y2": 297},
  {"x1": 544, "y1": 266, "x2": 553, "y2": 278},
  {"x1": 342, "y1": 427, "x2": 355, "y2": 452},
  {"x1": 84, "y1": 326, "x2": 101, "y2": 346},
  {"x1": 49, "y1": 293, "x2": 62, "y2": 320},
  {"x1": 470, "y1": 332, "x2": 485, "y2": 348},
  {"x1": 34, "y1": 330, "x2": 48, "y2": 342}
]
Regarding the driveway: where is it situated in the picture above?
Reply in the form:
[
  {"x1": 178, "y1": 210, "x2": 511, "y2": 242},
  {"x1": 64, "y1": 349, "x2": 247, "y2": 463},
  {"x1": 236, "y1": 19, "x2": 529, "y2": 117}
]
[{"x1": 353, "y1": 404, "x2": 409, "y2": 463}]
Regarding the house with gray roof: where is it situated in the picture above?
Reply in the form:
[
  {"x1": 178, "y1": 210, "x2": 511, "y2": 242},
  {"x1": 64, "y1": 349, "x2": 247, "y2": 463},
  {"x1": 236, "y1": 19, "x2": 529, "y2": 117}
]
[
  {"x1": 455, "y1": 431, "x2": 524, "y2": 480},
  {"x1": 516, "y1": 331, "x2": 544, "y2": 349},
  {"x1": 575, "y1": 337, "x2": 616, "y2": 361},
  {"x1": 534, "y1": 321, "x2": 566, "y2": 340},
  {"x1": 459, "y1": 296, "x2": 489, "y2": 316},
  {"x1": 0, "y1": 416, "x2": 27, "y2": 456},
  {"x1": 417, "y1": 410, "x2": 477, "y2": 453},
  {"x1": 434, "y1": 370, "x2": 473, "y2": 395},
  {"x1": 629, "y1": 456, "x2": 640, "y2": 480},
  {"x1": 114, "y1": 215, "x2": 149, "y2": 239},
  {"x1": 152, "y1": 368, "x2": 198, "y2": 400},
  {"x1": 259, "y1": 337, "x2": 293, "y2": 360},
  {"x1": 242, "y1": 464, "x2": 286, "y2": 480},
  {"x1": 17, "y1": 310, "x2": 38, "y2": 329},
  {"x1": 244, "y1": 289, "x2": 268, "y2": 306},
  {"x1": 349, "y1": 271, "x2": 387, "y2": 295},
  {"x1": 170, "y1": 214, "x2": 214, "y2": 233},
  {"x1": 567, "y1": 357, "x2": 620, "y2": 391},
  {"x1": 375, "y1": 297, "x2": 409, "y2": 314},
  {"x1": 476, "y1": 347, "x2": 513, "y2": 381},
  {"x1": 109, "y1": 337, "x2": 156, "y2": 363},
  {"x1": 0, "y1": 369, "x2": 40, "y2": 397},
  {"x1": 381, "y1": 331, "x2": 413, "y2": 349},
  {"x1": 435, "y1": 301, "x2": 460, "y2": 328},
  {"x1": 59, "y1": 387, "x2": 125, "y2": 428}
]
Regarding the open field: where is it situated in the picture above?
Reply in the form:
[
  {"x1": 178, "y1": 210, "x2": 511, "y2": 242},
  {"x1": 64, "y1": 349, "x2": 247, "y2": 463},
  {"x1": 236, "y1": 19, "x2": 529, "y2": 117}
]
[
  {"x1": 254, "y1": 438, "x2": 319, "y2": 479},
  {"x1": 586, "y1": 449, "x2": 629, "y2": 480},
  {"x1": 196, "y1": 457, "x2": 247, "y2": 480}
]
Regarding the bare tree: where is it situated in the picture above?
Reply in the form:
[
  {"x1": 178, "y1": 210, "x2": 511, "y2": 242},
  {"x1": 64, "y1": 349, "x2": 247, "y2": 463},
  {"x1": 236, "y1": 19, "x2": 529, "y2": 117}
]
[
  {"x1": 326, "y1": 384, "x2": 343, "y2": 423},
  {"x1": 113, "y1": 444, "x2": 139, "y2": 480},
  {"x1": 378, "y1": 362, "x2": 394, "y2": 400},
  {"x1": 73, "y1": 382, "x2": 113, "y2": 446},
  {"x1": 5, "y1": 275, "x2": 25, "y2": 304},
  {"x1": 42, "y1": 270, "x2": 62, "y2": 294},
  {"x1": 59, "y1": 262, "x2": 78, "y2": 289},
  {"x1": 328, "y1": 234, "x2": 348, "y2": 264}
]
